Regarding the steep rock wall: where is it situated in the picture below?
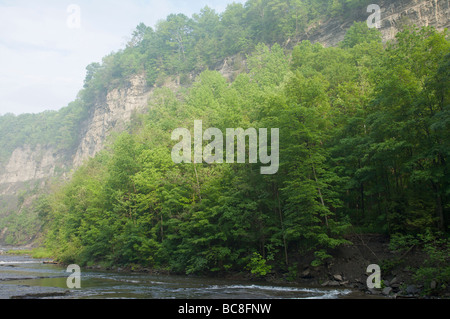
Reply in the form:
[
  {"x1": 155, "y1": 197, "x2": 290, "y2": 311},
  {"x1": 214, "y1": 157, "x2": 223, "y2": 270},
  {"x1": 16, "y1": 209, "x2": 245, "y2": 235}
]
[
  {"x1": 2, "y1": 146, "x2": 56, "y2": 184},
  {"x1": 0, "y1": 73, "x2": 151, "y2": 209},
  {"x1": 0, "y1": 74, "x2": 152, "y2": 243},
  {"x1": 73, "y1": 74, "x2": 152, "y2": 168},
  {"x1": 304, "y1": 0, "x2": 449, "y2": 47}
]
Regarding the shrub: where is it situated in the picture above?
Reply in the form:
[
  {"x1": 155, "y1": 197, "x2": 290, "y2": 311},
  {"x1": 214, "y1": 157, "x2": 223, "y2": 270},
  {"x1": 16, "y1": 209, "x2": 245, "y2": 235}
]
[{"x1": 246, "y1": 253, "x2": 272, "y2": 277}]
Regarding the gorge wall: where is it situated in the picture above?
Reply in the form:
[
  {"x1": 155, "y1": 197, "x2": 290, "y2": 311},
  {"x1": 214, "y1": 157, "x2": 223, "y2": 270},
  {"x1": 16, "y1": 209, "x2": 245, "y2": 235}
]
[
  {"x1": 0, "y1": 73, "x2": 152, "y2": 192},
  {"x1": 72, "y1": 74, "x2": 152, "y2": 168},
  {"x1": 304, "y1": 0, "x2": 449, "y2": 47},
  {"x1": 0, "y1": 73, "x2": 153, "y2": 244}
]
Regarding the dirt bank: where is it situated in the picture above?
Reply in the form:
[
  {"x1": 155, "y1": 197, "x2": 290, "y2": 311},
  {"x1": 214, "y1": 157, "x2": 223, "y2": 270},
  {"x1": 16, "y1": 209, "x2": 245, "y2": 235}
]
[{"x1": 280, "y1": 234, "x2": 449, "y2": 299}]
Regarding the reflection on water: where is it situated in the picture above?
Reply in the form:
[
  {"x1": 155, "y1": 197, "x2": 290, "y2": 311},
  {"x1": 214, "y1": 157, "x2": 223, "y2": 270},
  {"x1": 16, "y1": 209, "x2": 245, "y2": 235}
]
[{"x1": 0, "y1": 251, "x2": 356, "y2": 300}]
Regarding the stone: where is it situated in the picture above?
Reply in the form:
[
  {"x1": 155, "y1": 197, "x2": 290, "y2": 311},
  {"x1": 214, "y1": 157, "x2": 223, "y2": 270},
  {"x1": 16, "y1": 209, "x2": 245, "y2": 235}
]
[
  {"x1": 301, "y1": 269, "x2": 311, "y2": 278},
  {"x1": 333, "y1": 274, "x2": 343, "y2": 282},
  {"x1": 382, "y1": 287, "x2": 393, "y2": 296},
  {"x1": 328, "y1": 281, "x2": 341, "y2": 287},
  {"x1": 321, "y1": 280, "x2": 340, "y2": 287},
  {"x1": 389, "y1": 277, "x2": 398, "y2": 285},
  {"x1": 430, "y1": 281, "x2": 437, "y2": 290},
  {"x1": 406, "y1": 285, "x2": 419, "y2": 295},
  {"x1": 368, "y1": 288, "x2": 381, "y2": 295}
]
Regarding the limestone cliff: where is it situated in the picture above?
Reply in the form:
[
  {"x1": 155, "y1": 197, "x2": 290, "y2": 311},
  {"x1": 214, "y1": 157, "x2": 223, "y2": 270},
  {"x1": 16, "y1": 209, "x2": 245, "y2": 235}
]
[
  {"x1": 73, "y1": 74, "x2": 152, "y2": 168},
  {"x1": 1, "y1": 145, "x2": 61, "y2": 186},
  {"x1": 0, "y1": 73, "x2": 153, "y2": 244}
]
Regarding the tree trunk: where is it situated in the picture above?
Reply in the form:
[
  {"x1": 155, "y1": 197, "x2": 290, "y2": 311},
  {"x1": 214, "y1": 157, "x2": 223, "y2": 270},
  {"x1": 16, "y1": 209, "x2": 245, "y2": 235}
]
[
  {"x1": 312, "y1": 163, "x2": 329, "y2": 229},
  {"x1": 277, "y1": 188, "x2": 288, "y2": 266},
  {"x1": 436, "y1": 191, "x2": 445, "y2": 232},
  {"x1": 193, "y1": 164, "x2": 202, "y2": 202},
  {"x1": 431, "y1": 182, "x2": 445, "y2": 232}
]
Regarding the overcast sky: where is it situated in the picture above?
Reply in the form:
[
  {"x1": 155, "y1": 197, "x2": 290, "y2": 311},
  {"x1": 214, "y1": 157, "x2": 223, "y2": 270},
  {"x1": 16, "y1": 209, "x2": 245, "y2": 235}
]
[{"x1": 0, "y1": 0, "x2": 245, "y2": 115}]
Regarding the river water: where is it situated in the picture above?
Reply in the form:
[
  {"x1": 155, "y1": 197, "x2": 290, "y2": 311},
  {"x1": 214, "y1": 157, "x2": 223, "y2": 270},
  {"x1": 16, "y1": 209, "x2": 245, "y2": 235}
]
[{"x1": 0, "y1": 249, "x2": 364, "y2": 300}]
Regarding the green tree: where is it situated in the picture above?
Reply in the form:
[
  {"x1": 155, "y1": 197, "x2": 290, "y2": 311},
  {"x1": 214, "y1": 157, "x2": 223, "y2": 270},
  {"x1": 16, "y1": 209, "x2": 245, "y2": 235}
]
[{"x1": 340, "y1": 21, "x2": 382, "y2": 48}]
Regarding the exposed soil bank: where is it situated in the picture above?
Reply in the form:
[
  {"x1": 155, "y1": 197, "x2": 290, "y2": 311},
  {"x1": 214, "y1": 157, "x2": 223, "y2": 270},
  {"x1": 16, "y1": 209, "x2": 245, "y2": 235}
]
[{"x1": 273, "y1": 234, "x2": 449, "y2": 299}]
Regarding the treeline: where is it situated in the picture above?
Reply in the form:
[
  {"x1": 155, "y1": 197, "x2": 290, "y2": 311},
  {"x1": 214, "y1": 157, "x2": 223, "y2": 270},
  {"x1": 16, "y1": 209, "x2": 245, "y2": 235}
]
[
  {"x1": 0, "y1": 100, "x2": 88, "y2": 163},
  {"x1": 82, "y1": 0, "x2": 373, "y2": 94},
  {"x1": 42, "y1": 22, "x2": 449, "y2": 287}
]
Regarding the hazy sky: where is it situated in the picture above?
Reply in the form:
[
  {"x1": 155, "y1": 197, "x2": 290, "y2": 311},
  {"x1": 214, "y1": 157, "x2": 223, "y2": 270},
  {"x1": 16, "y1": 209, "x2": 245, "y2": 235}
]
[{"x1": 0, "y1": 0, "x2": 245, "y2": 115}]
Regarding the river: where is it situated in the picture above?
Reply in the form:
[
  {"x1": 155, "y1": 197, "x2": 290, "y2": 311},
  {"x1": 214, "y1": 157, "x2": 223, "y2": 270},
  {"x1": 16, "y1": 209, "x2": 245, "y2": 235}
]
[{"x1": 0, "y1": 248, "x2": 366, "y2": 300}]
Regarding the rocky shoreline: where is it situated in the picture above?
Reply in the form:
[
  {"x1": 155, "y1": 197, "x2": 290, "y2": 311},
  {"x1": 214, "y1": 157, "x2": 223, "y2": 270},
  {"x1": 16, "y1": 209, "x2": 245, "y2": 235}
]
[{"x1": 88, "y1": 233, "x2": 448, "y2": 299}]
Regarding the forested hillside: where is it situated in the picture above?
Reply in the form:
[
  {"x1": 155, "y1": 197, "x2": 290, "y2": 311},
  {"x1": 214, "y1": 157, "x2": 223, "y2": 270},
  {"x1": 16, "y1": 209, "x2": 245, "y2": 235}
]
[
  {"x1": 1, "y1": 0, "x2": 449, "y2": 296},
  {"x1": 44, "y1": 23, "x2": 449, "y2": 293}
]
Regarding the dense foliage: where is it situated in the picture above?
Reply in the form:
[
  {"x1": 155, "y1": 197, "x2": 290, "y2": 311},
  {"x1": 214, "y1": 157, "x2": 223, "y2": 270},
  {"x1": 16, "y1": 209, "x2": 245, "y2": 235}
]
[
  {"x1": 82, "y1": 0, "x2": 375, "y2": 89},
  {"x1": 40, "y1": 19, "x2": 449, "y2": 281},
  {"x1": 0, "y1": 100, "x2": 88, "y2": 163}
]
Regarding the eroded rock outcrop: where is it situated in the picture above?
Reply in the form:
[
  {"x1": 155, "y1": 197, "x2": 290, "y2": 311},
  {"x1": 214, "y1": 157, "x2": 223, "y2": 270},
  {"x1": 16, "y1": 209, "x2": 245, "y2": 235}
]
[
  {"x1": 304, "y1": 0, "x2": 449, "y2": 47},
  {"x1": 1, "y1": 145, "x2": 61, "y2": 186},
  {"x1": 73, "y1": 74, "x2": 152, "y2": 168}
]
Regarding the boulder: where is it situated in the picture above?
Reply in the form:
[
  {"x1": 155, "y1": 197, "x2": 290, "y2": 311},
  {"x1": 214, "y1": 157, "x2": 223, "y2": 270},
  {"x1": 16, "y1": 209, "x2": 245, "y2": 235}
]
[
  {"x1": 406, "y1": 285, "x2": 419, "y2": 295},
  {"x1": 368, "y1": 288, "x2": 381, "y2": 295},
  {"x1": 301, "y1": 269, "x2": 311, "y2": 278},
  {"x1": 382, "y1": 287, "x2": 393, "y2": 296},
  {"x1": 333, "y1": 274, "x2": 343, "y2": 282},
  {"x1": 390, "y1": 277, "x2": 398, "y2": 285}
]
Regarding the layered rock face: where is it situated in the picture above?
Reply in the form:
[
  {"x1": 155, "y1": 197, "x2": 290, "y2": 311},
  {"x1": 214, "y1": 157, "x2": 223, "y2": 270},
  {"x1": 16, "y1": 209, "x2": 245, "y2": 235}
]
[
  {"x1": 0, "y1": 74, "x2": 153, "y2": 242},
  {"x1": 73, "y1": 74, "x2": 152, "y2": 168},
  {"x1": 0, "y1": 74, "x2": 151, "y2": 190},
  {"x1": 0, "y1": 144, "x2": 63, "y2": 219},
  {"x1": 1, "y1": 145, "x2": 60, "y2": 186},
  {"x1": 304, "y1": 0, "x2": 449, "y2": 47},
  {"x1": 0, "y1": 75, "x2": 152, "y2": 240}
]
